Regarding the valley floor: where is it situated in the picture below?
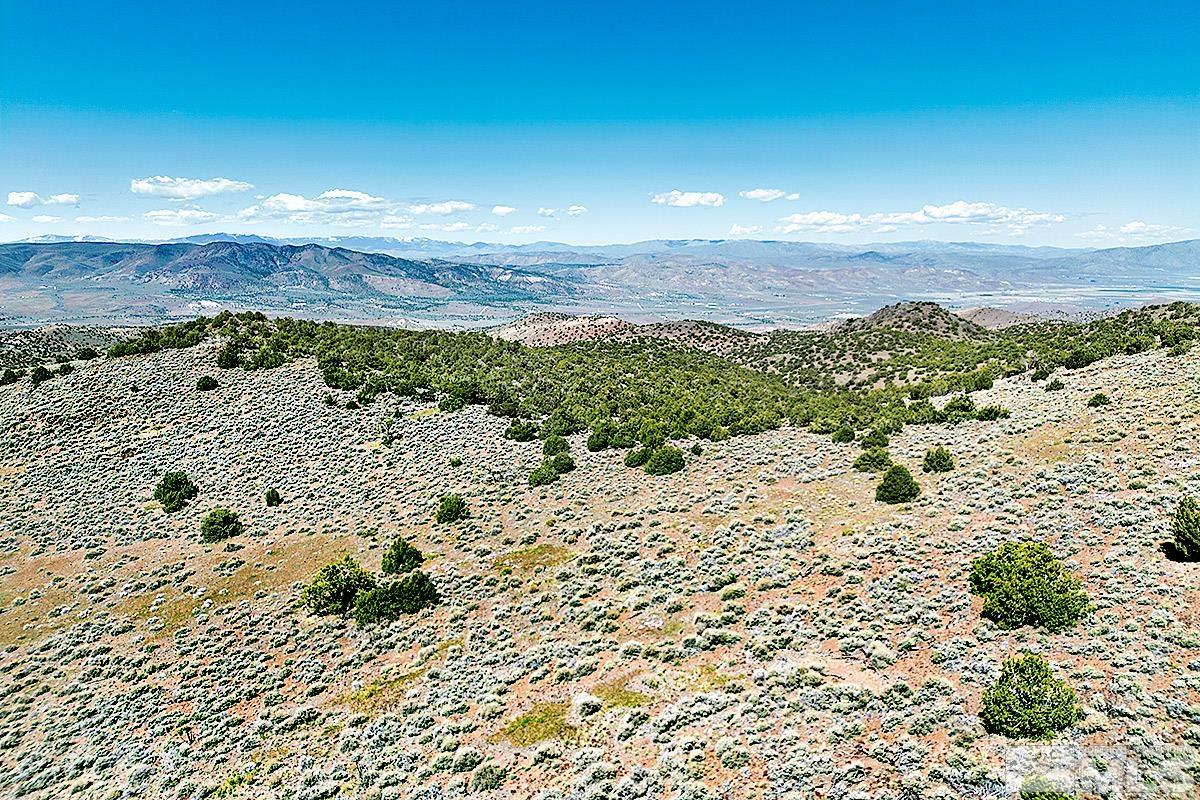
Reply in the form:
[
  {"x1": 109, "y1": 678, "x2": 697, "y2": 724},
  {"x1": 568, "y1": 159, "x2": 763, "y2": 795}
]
[{"x1": 1, "y1": 342, "x2": 1198, "y2": 798}]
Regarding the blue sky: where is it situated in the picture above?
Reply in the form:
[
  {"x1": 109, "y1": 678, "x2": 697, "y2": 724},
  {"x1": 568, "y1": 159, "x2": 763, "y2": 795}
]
[{"x1": 1, "y1": 0, "x2": 1196, "y2": 246}]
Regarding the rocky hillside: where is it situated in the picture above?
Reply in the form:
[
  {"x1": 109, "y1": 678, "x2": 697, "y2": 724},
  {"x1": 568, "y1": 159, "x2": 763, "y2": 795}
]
[{"x1": 0, "y1": 309, "x2": 1198, "y2": 799}]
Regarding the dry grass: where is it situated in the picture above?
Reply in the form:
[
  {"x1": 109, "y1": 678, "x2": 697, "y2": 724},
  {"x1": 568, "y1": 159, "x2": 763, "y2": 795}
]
[
  {"x1": 495, "y1": 702, "x2": 577, "y2": 746},
  {"x1": 493, "y1": 544, "x2": 572, "y2": 573}
]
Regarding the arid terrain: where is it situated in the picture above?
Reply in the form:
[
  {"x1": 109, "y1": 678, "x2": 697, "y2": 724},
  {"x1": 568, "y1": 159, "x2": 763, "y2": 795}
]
[{"x1": 1, "y1": 310, "x2": 1198, "y2": 800}]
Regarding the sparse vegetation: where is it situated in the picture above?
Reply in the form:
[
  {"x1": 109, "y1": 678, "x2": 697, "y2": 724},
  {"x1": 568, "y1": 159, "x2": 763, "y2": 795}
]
[
  {"x1": 154, "y1": 471, "x2": 198, "y2": 513},
  {"x1": 969, "y1": 541, "x2": 1090, "y2": 631},
  {"x1": 980, "y1": 653, "x2": 1082, "y2": 739}
]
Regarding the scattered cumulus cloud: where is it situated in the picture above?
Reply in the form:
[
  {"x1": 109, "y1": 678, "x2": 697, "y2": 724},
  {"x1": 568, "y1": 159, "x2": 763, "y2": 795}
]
[
  {"x1": 0, "y1": 212, "x2": 12, "y2": 222},
  {"x1": 238, "y1": 189, "x2": 389, "y2": 227},
  {"x1": 31, "y1": 215, "x2": 62, "y2": 223},
  {"x1": 729, "y1": 224, "x2": 763, "y2": 235},
  {"x1": 510, "y1": 225, "x2": 546, "y2": 234},
  {"x1": 7, "y1": 191, "x2": 79, "y2": 208},
  {"x1": 418, "y1": 221, "x2": 471, "y2": 232},
  {"x1": 75, "y1": 215, "x2": 129, "y2": 223},
  {"x1": 408, "y1": 200, "x2": 475, "y2": 215},
  {"x1": 131, "y1": 176, "x2": 253, "y2": 200},
  {"x1": 476, "y1": 223, "x2": 501, "y2": 233},
  {"x1": 775, "y1": 200, "x2": 1065, "y2": 235},
  {"x1": 566, "y1": 204, "x2": 588, "y2": 217},
  {"x1": 380, "y1": 215, "x2": 412, "y2": 229},
  {"x1": 650, "y1": 190, "x2": 726, "y2": 208},
  {"x1": 1077, "y1": 220, "x2": 1192, "y2": 243},
  {"x1": 491, "y1": 205, "x2": 517, "y2": 216},
  {"x1": 144, "y1": 208, "x2": 221, "y2": 226},
  {"x1": 739, "y1": 188, "x2": 797, "y2": 202},
  {"x1": 537, "y1": 207, "x2": 557, "y2": 217}
]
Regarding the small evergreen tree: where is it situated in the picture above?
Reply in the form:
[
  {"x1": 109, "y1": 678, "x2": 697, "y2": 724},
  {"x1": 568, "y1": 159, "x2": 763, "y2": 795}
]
[
  {"x1": 0, "y1": 368, "x2": 22, "y2": 386},
  {"x1": 265, "y1": 487, "x2": 282, "y2": 507},
  {"x1": 644, "y1": 446, "x2": 685, "y2": 475},
  {"x1": 154, "y1": 471, "x2": 198, "y2": 513},
  {"x1": 853, "y1": 447, "x2": 892, "y2": 473},
  {"x1": 353, "y1": 570, "x2": 439, "y2": 625},
  {"x1": 969, "y1": 541, "x2": 1090, "y2": 631},
  {"x1": 1087, "y1": 392, "x2": 1110, "y2": 407},
  {"x1": 381, "y1": 536, "x2": 424, "y2": 575},
  {"x1": 831, "y1": 425, "x2": 855, "y2": 444},
  {"x1": 436, "y1": 494, "x2": 467, "y2": 523},
  {"x1": 302, "y1": 556, "x2": 376, "y2": 615},
  {"x1": 1045, "y1": 378, "x2": 1065, "y2": 392},
  {"x1": 542, "y1": 435, "x2": 569, "y2": 456},
  {"x1": 196, "y1": 375, "x2": 218, "y2": 391},
  {"x1": 624, "y1": 447, "x2": 651, "y2": 468},
  {"x1": 30, "y1": 365, "x2": 53, "y2": 386},
  {"x1": 529, "y1": 463, "x2": 558, "y2": 486},
  {"x1": 503, "y1": 420, "x2": 537, "y2": 442},
  {"x1": 875, "y1": 465, "x2": 920, "y2": 503},
  {"x1": 922, "y1": 446, "x2": 955, "y2": 473},
  {"x1": 859, "y1": 428, "x2": 889, "y2": 449},
  {"x1": 550, "y1": 452, "x2": 575, "y2": 473},
  {"x1": 1167, "y1": 496, "x2": 1200, "y2": 561},
  {"x1": 980, "y1": 653, "x2": 1082, "y2": 739},
  {"x1": 200, "y1": 508, "x2": 244, "y2": 543}
]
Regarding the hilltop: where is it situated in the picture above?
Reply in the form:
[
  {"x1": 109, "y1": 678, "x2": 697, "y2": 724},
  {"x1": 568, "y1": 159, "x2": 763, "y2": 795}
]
[{"x1": 1, "y1": 300, "x2": 1198, "y2": 798}]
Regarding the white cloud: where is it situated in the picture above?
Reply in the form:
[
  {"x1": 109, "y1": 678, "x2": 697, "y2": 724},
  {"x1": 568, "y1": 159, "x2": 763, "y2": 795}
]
[
  {"x1": 537, "y1": 207, "x2": 557, "y2": 217},
  {"x1": 1077, "y1": 220, "x2": 1192, "y2": 243},
  {"x1": 408, "y1": 200, "x2": 474, "y2": 215},
  {"x1": 144, "y1": 208, "x2": 220, "y2": 226},
  {"x1": 7, "y1": 191, "x2": 77, "y2": 208},
  {"x1": 0, "y1": 212, "x2": 12, "y2": 222},
  {"x1": 476, "y1": 223, "x2": 501, "y2": 233},
  {"x1": 238, "y1": 189, "x2": 389, "y2": 227},
  {"x1": 729, "y1": 224, "x2": 763, "y2": 235},
  {"x1": 739, "y1": 188, "x2": 788, "y2": 202},
  {"x1": 650, "y1": 190, "x2": 726, "y2": 208},
  {"x1": 31, "y1": 215, "x2": 63, "y2": 223},
  {"x1": 491, "y1": 205, "x2": 517, "y2": 216},
  {"x1": 775, "y1": 200, "x2": 1066, "y2": 235},
  {"x1": 510, "y1": 225, "x2": 547, "y2": 234},
  {"x1": 75, "y1": 215, "x2": 129, "y2": 223},
  {"x1": 418, "y1": 221, "x2": 471, "y2": 232},
  {"x1": 131, "y1": 176, "x2": 253, "y2": 200},
  {"x1": 380, "y1": 214, "x2": 412, "y2": 229},
  {"x1": 566, "y1": 204, "x2": 588, "y2": 217}
]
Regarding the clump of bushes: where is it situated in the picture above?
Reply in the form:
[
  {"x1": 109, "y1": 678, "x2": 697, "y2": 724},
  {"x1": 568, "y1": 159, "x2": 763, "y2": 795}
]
[
  {"x1": 922, "y1": 446, "x2": 955, "y2": 473},
  {"x1": 154, "y1": 471, "x2": 198, "y2": 513},
  {"x1": 969, "y1": 541, "x2": 1089, "y2": 631},
  {"x1": 76, "y1": 347, "x2": 99, "y2": 360},
  {"x1": 644, "y1": 445, "x2": 685, "y2": 475},
  {"x1": 196, "y1": 375, "x2": 218, "y2": 391},
  {"x1": 875, "y1": 465, "x2": 920, "y2": 504},
  {"x1": 1045, "y1": 378, "x2": 1065, "y2": 392},
  {"x1": 542, "y1": 435, "x2": 569, "y2": 456},
  {"x1": 353, "y1": 571, "x2": 439, "y2": 626},
  {"x1": 503, "y1": 420, "x2": 537, "y2": 442},
  {"x1": 302, "y1": 556, "x2": 377, "y2": 615},
  {"x1": 436, "y1": 494, "x2": 468, "y2": 523},
  {"x1": 980, "y1": 653, "x2": 1082, "y2": 739},
  {"x1": 0, "y1": 368, "x2": 24, "y2": 386},
  {"x1": 859, "y1": 428, "x2": 889, "y2": 449},
  {"x1": 1087, "y1": 392, "x2": 1110, "y2": 407},
  {"x1": 265, "y1": 487, "x2": 282, "y2": 507},
  {"x1": 1166, "y1": 496, "x2": 1200, "y2": 561},
  {"x1": 381, "y1": 536, "x2": 424, "y2": 575},
  {"x1": 200, "y1": 508, "x2": 244, "y2": 543},
  {"x1": 831, "y1": 425, "x2": 855, "y2": 444},
  {"x1": 853, "y1": 447, "x2": 892, "y2": 473},
  {"x1": 624, "y1": 447, "x2": 651, "y2": 468},
  {"x1": 30, "y1": 365, "x2": 54, "y2": 386},
  {"x1": 529, "y1": 463, "x2": 559, "y2": 487}
]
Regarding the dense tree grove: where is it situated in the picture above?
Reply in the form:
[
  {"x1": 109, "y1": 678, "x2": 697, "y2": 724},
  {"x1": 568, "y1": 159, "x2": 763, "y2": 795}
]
[{"x1": 970, "y1": 541, "x2": 1090, "y2": 631}]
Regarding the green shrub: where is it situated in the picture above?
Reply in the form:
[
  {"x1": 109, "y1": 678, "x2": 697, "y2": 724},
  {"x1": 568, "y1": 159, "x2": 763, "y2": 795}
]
[
  {"x1": 644, "y1": 446, "x2": 685, "y2": 475},
  {"x1": 859, "y1": 428, "x2": 889, "y2": 449},
  {"x1": 30, "y1": 365, "x2": 53, "y2": 386},
  {"x1": 76, "y1": 347, "x2": 99, "y2": 360},
  {"x1": 853, "y1": 447, "x2": 892, "y2": 473},
  {"x1": 1167, "y1": 496, "x2": 1200, "y2": 561},
  {"x1": 216, "y1": 342, "x2": 241, "y2": 369},
  {"x1": 875, "y1": 465, "x2": 920, "y2": 504},
  {"x1": 1019, "y1": 778, "x2": 1075, "y2": 800},
  {"x1": 353, "y1": 570, "x2": 439, "y2": 625},
  {"x1": 200, "y1": 508, "x2": 244, "y2": 543},
  {"x1": 831, "y1": 425, "x2": 855, "y2": 444},
  {"x1": 449, "y1": 456, "x2": 463, "y2": 467},
  {"x1": 586, "y1": 427, "x2": 611, "y2": 451},
  {"x1": 944, "y1": 394, "x2": 975, "y2": 414},
  {"x1": 196, "y1": 375, "x2": 218, "y2": 391},
  {"x1": 624, "y1": 447, "x2": 651, "y2": 468},
  {"x1": 381, "y1": 536, "x2": 424, "y2": 575},
  {"x1": 154, "y1": 471, "x2": 198, "y2": 513},
  {"x1": 471, "y1": 765, "x2": 507, "y2": 791},
  {"x1": 974, "y1": 405, "x2": 1010, "y2": 421},
  {"x1": 922, "y1": 446, "x2": 955, "y2": 473},
  {"x1": 529, "y1": 463, "x2": 559, "y2": 486},
  {"x1": 969, "y1": 541, "x2": 1089, "y2": 631},
  {"x1": 264, "y1": 487, "x2": 282, "y2": 507},
  {"x1": 1045, "y1": 378, "x2": 1064, "y2": 392},
  {"x1": 302, "y1": 556, "x2": 377, "y2": 616},
  {"x1": 503, "y1": 420, "x2": 537, "y2": 442},
  {"x1": 0, "y1": 368, "x2": 23, "y2": 386},
  {"x1": 542, "y1": 435, "x2": 569, "y2": 456},
  {"x1": 435, "y1": 494, "x2": 468, "y2": 523},
  {"x1": 1086, "y1": 392, "x2": 1110, "y2": 407},
  {"x1": 690, "y1": 442, "x2": 703, "y2": 456},
  {"x1": 550, "y1": 452, "x2": 575, "y2": 473},
  {"x1": 980, "y1": 653, "x2": 1082, "y2": 739}
]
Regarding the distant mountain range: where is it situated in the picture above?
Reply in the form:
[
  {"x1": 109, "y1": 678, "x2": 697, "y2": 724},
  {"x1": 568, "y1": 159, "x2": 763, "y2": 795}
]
[{"x1": 1, "y1": 236, "x2": 1197, "y2": 328}]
